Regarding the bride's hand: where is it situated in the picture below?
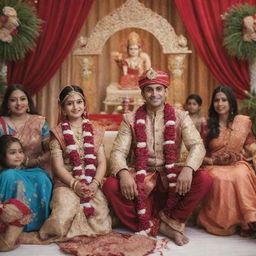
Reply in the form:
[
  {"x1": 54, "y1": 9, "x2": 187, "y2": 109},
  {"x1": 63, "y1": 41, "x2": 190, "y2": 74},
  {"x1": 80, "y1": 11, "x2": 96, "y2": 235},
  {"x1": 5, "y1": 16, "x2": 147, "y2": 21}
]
[
  {"x1": 87, "y1": 182, "x2": 98, "y2": 198},
  {"x1": 74, "y1": 182, "x2": 89, "y2": 197}
]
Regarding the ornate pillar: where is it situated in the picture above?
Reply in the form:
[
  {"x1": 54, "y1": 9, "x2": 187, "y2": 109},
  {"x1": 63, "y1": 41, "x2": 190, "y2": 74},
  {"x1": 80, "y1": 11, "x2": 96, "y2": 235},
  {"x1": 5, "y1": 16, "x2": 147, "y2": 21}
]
[
  {"x1": 167, "y1": 54, "x2": 187, "y2": 106},
  {"x1": 72, "y1": 55, "x2": 97, "y2": 113},
  {"x1": 249, "y1": 57, "x2": 256, "y2": 92}
]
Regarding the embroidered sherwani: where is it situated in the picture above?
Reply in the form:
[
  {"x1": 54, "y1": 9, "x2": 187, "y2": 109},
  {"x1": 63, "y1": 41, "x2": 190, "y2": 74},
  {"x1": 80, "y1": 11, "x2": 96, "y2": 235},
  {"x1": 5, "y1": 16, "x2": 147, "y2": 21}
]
[{"x1": 103, "y1": 106, "x2": 213, "y2": 234}]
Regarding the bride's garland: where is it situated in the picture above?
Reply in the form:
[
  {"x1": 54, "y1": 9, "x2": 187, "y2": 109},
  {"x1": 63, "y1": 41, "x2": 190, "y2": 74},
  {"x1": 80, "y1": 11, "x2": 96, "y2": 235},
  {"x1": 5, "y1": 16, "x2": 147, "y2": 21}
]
[
  {"x1": 61, "y1": 116, "x2": 96, "y2": 217},
  {"x1": 134, "y1": 103, "x2": 181, "y2": 235}
]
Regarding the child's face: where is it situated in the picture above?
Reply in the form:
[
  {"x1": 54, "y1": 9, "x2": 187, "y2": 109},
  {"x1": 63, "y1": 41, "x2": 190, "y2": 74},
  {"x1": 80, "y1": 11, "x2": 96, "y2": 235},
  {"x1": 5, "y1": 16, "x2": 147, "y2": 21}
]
[
  {"x1": 6, "y1": 142, "x2": 25, "y2": 169},
  {"x1": 186, "y1": 99, "x2": 200, "y2": 114},
  {"x1": 62, "y1": 93, "x2": 85, "y2": 121}
]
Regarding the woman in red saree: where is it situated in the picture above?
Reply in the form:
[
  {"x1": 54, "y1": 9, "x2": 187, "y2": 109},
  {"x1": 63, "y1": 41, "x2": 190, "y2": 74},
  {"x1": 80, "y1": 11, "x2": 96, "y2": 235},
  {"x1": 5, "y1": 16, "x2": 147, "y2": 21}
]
[{"x1": 198, "y1": 85, "x2": 256, "y2": 236}]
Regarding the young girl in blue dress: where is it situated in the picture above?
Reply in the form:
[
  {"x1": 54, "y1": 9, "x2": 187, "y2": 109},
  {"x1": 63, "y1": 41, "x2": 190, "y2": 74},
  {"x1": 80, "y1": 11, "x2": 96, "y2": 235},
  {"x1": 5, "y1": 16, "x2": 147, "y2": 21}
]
[{"x1": 0, "y1": 135, "x2": 52, "y2": 233}]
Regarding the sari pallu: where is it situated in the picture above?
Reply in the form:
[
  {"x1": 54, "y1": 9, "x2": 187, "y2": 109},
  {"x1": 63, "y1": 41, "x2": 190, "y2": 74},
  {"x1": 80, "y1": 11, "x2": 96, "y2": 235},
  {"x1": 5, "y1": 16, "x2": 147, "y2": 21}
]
[
  {"x1": 198, "y1": 115, "x2": 256, "y2": 235},
  {"x1": 0, "y1": 115, "x2": 52, "y2": 232},
  {"x1": 0, "y1": 115, "x2": 51, "y2": 175}
]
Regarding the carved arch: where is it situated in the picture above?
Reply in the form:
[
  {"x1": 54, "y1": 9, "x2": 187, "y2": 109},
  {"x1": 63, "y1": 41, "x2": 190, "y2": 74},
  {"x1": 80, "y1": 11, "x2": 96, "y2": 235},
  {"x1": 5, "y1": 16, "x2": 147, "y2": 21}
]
[{"x1": 73, "y1": 0, "x2": 191, "y2": 55}]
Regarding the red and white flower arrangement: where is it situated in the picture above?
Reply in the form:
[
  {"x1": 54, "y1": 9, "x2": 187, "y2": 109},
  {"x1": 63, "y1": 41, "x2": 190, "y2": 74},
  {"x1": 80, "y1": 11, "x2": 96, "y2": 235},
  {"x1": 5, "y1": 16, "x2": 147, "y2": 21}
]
[
  {"x1": 134, "y1": 103, "x2": 181, "y2": 235},
  {"x1": 61, "y1": 116, "x2": 96, "y2": 217}
]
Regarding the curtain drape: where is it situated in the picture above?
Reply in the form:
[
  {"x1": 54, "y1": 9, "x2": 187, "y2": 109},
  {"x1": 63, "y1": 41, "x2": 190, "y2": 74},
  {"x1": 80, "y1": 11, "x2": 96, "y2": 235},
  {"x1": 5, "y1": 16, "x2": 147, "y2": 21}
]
[
  {"x1": 34, "y1": 0, "x2": 219, "y2": 127},
  {"x1": 7, "y1": 0, "x2": 95, "y2": 95},
  {"x1": 174, "y1": 0, "x2": 256, "y2": 99}
]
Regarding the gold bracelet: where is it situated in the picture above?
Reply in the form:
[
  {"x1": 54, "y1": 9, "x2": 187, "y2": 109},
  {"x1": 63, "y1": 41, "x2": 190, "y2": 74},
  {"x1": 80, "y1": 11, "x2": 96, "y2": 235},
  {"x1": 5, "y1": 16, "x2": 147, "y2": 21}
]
[
  {"x1": 93, "y1": 177, "x2": 101, "y2": 185},
  {"x1": 69, "y1": 178, "x2": 76, "y2": 188},
  {"x1": 73, "y1": 180, "x2": 80, "y2": 192},
  {"x1": 92, "y1": 178, "x2": 100, "y2": 187},
  {"x1": 72, "y1": 179, "x2": 77, "y2": 191}
]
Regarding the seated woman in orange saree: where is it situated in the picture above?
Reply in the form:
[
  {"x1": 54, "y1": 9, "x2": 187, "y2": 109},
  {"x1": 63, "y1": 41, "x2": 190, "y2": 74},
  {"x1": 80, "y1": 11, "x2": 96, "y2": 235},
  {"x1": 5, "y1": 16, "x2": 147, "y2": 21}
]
[{"x1": 197, "y1": 85, "x2": 256, "y2": 236}]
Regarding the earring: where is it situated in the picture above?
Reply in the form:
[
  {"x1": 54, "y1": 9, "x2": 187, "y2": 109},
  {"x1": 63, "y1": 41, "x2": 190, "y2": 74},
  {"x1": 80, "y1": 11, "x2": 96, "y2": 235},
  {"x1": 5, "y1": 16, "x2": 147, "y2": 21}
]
[
  {"x1": 7, "y1": 108, "x2": 11, "y2": 115},
  {"x1": 27, "y1": 106, "x2": 30, "y2": 113}
]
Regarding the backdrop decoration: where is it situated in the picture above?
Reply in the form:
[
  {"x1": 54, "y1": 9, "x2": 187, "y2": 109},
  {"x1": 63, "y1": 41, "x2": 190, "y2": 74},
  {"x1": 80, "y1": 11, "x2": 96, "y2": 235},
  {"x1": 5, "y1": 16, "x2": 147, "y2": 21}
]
[
  {"x1": 239, "y1": 90, "x2": 256, "y2": 135},
  {"x1": 0, "y1": 0, "x2": 41, "y2": 62},
  {"x1": 222, "y1": 3, "x2": 256, "y2": 91}
]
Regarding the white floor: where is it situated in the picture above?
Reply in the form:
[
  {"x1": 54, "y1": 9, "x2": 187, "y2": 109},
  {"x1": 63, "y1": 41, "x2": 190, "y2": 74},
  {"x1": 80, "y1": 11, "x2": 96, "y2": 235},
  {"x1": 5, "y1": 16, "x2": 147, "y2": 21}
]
[{"x1": 1, "y1": 227, "x2": 255, "y2": 256}]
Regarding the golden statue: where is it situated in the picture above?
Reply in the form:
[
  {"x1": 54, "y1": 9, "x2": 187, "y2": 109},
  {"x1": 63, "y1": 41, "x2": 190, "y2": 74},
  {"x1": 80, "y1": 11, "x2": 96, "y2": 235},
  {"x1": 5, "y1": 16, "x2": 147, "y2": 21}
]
[{"x1": 112, "y1": 32, "x2": 151, "y2": 90}]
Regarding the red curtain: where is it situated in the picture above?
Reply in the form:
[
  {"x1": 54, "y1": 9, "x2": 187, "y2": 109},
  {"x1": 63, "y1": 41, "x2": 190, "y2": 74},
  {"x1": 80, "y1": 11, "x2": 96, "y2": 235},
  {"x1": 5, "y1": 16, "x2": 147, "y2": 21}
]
[
  {"x1": 7, "y1": 0, "x2": 95, "y2": 95},
  {"x1": 174, "y1": 0, "x2": 256, "y2": 99}
]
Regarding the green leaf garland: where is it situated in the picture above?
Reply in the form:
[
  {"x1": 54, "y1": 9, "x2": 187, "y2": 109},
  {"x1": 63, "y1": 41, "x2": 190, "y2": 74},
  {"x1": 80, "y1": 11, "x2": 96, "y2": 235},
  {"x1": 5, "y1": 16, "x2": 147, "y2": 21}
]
[
  {"x1": 223, "y1": 3, "x2": 256, "y2": 60},
  {"x1": 0, "y1": 0, "x2": 41, "y2": 62}
]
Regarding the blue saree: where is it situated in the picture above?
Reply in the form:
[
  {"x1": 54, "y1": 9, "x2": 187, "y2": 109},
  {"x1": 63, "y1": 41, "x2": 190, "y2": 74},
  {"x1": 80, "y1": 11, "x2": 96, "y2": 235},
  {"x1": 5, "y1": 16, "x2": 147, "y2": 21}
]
[{"x1": 0, "y1": 168, "x2": 52, "y2": 232}]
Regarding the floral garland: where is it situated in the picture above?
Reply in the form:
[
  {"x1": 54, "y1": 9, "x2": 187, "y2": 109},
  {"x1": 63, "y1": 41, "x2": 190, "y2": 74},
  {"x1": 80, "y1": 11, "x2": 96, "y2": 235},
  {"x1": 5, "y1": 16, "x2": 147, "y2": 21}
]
[
  {"x1": 0, "y1": 0, "x2": 41, "y2": 62},
  {"x1": 223, "y1": 3, "x2": 256, "y2": 60},
  {"x1": 61, "y1": 116, "x2": 96, "y2": 217},
  {"x1": 134, "y1": 103, "x2": 181, "y2": 235}
]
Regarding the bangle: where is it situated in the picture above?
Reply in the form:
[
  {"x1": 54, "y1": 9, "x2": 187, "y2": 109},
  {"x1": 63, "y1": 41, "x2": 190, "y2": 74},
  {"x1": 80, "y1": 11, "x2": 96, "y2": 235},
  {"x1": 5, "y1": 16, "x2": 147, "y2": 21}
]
[
  {"x1": 92, "y1": 178, "x2": 100, "y2": 187},
  {"x1": 69, "y1": 178, "x2": 76, "y2": 188},
  {"x1": 93, "y1": 177, "x2": 101, "y2": 186},
  {"x1": 73, "y1": 180, "x2": 80, "y2": 192}
]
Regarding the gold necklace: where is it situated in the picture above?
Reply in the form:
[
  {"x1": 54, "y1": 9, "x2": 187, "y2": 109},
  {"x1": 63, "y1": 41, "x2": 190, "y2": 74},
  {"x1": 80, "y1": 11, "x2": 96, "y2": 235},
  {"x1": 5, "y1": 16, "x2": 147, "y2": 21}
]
[
  {"x1": 8, "y1": 115, "x2": 30, "y2": 141},
  {"x1": 70, "y1": 123, "x2": 82, "y2": 128}
]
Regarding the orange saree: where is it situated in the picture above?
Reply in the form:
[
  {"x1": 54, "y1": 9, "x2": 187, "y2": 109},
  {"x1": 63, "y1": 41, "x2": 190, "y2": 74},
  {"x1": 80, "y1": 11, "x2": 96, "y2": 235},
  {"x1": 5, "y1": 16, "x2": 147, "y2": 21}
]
[{"x1": 198, "y1": 115, "x2": 256, "y2": 235}]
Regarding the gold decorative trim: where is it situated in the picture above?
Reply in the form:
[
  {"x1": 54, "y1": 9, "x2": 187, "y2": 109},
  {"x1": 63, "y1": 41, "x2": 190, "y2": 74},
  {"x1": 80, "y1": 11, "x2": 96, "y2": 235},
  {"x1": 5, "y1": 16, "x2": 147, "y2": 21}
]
[
  {"x1": 73, "y1": 0, "x2": 191, "y2": 55},
  {"x1": 159, "y1": 210, "x2": 185, "y2": 233}
]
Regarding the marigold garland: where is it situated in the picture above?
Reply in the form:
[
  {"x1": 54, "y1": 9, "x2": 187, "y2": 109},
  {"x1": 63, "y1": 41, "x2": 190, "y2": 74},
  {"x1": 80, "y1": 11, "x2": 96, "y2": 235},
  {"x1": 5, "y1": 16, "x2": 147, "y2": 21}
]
[
  {"x1": 0, "y1": 0, "x2": 41, "y2": 62},
  {"x1": 61, "y1": 117, "x2": 97, "y2": 217},
  {"x1": 134, "y1": 103, "x2": 181, "y2": 235}
]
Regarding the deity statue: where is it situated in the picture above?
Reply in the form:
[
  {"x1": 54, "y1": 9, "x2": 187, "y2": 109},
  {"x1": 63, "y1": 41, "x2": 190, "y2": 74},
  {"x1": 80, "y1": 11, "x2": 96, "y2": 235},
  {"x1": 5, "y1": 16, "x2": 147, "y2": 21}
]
[{"x1": 112, "y1": 32, "x2": 151, "y2": 90}]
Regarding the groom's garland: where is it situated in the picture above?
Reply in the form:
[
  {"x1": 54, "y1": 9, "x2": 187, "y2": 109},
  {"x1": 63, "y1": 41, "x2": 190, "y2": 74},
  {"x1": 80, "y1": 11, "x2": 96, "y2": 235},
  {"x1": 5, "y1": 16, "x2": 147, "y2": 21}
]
[{"x1": 134, "y1": 103, "x2": 181, "y2": 235}]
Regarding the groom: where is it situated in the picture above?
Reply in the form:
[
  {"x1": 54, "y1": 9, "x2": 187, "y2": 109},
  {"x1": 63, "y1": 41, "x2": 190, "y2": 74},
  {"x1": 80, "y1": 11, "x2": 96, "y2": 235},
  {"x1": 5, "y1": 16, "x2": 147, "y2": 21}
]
[{"x1": 103, "y1": 68, "x2": 212, "y2": 245}]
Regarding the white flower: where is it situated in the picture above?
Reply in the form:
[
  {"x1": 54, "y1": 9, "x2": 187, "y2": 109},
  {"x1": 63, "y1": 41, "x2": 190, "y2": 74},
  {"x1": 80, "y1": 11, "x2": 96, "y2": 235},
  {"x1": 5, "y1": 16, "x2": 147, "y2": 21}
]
[
  {"x1": 136, "y1": 119, "x2": 146, "y2": 124},
  {"x1": 167, "y1": 173, "x2": 177, "y2": 179},
  {"x1": 163, "y1": 140, "x2": 175, "y2": 145},
  {"x1": 165, "y1": 120, "x2": 175, "y2": 126},
  {"x1": 136, "y1": 170, "x2": 147, "y2": 175},
  {"x1": 137, "y1": 142, "x2": 146, "y2": 148}
]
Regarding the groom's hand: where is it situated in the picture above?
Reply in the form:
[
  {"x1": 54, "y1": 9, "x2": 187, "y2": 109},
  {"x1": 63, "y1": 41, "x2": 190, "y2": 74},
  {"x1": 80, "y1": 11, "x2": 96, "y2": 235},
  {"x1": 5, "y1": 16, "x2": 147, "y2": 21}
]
[{"x1": 118, "y1": 169, "x2": 138, "y2": 200}]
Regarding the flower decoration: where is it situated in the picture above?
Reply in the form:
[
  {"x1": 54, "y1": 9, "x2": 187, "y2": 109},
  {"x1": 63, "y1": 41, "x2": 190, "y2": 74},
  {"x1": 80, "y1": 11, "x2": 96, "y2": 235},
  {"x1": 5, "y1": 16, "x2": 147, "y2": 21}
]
[
  {"x1": 134, "y1": 103, "x2": 181, "y2": 235},
  {"x1": 0, "y1": 6, "x2": 19, "y2": 43},
  {"x1": 239, "y1": 90, "x2": 256, "y2": 135},
  {"x1": 0, "y1": 0, "x2": 41, "y2": 62},
  {"x1": 223, "y1": 3, "x2": 256, "y2": 60}
]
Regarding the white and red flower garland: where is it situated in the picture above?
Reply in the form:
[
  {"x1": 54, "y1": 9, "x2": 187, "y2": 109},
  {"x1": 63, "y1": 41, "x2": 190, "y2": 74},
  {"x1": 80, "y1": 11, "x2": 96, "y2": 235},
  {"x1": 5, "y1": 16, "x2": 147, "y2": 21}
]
[
  {"x1": 134, "y1": 103, "x2": 181, "y2": 235},
  {"x1": 61, "y1": 116, "x2": 96, "y2": 217}
]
